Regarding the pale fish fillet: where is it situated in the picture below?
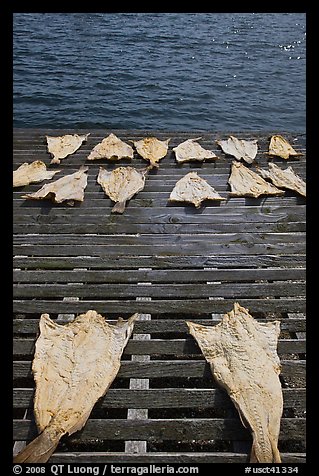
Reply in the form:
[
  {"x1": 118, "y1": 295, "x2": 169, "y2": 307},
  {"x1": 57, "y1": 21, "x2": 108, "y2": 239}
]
[
  {"x1": 13, "y1": 161, "x2": 61, "y2": 187},
  {"x1": 268, "y1": 135, "x2": 301, "y2": 160},
  {"x1": 13, "y1": 310, "x2": 139, "y2": 463},
  {"x1": 87, "y1": 133, "x2": 134, "y2": 161},
  {"x1": 168, "y1": 172, "x2": 225, "y2": 208},
  {"x1": 97, "y1": 166, "x2": 148, "y2": 214},
  {"x1": 216, "y1": 136, "x2": 258, "y2": 164},
  {"x1": 46, "y1": 133, "x2": 89, "y2": 164},
  {"x1": 21, "y1": 166, "x2": 88, "y2": 206},
  {"x1": 173, "y1": 138, "x2": 219, "y2": 163},
  {"x1": 187, "y1": 303, "x2": 283, "y2": 463},
  {"x1": 228, "y1": 161, "x2": 284, "y2": 198},
  {"x1": 133, "y1": 137, "x2": 170, "y2": 169},
  {"x1": 259, "y1": 163, "x2": 306, "y2": 197}
]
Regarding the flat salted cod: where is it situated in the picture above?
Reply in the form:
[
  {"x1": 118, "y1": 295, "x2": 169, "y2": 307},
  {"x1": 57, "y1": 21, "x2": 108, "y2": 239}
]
[
  {"x1": 13, "y1": 310, "x2": 139, "y2": 464},
  {"x1": 21, "y1": 166, "x2": 88, "y2": 206},
  {"x1": 46, "y1": 133, "x2": 89, "y2": 164},
  {"x1": 228, "y1": 161, "x2": 284, "y2": 198},
  {"x1": 97, "y1": 165, "x2": 149, "y2": 214},
  {"x1": 216, "y1": 136, "x2": 258, "y2": 164},
  {"x1": 186, "y1": 302, "x2": 283, "y2": 463},
  {"x1": 173, "y1": 138, "x2": 219, "y2": 163},
  {"x1": 168, "y1": 172, "x2": 225, "y2": 208},
  {"x1": 87, "y1": 133, "x2": 134, "y2": 161},
  {"x1": 13, "y1": 161, "x2": 61, "y2": 187},
  {"x1": 259, "y1": 162, "x2": 306, "y2": 198},
  {"x1": 133, "y1": 137, "x2": 170, "y2": 169},
  {"x1": 268, "y1": 135, "x2": 301, "y2": 160}
]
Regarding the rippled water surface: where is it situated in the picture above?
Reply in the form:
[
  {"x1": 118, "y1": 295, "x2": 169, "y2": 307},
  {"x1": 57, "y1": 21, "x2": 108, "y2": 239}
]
[{"x1": 13, "y1": 13, "x2": 306, "y2": 131}]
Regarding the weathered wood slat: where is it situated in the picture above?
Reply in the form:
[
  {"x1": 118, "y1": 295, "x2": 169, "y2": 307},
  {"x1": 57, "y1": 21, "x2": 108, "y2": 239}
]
[
  {"x1": 13, "y1": 243, "x2": 306, "y2": 257},
  {"x1": 47, "y1": 452, "x2": 306, "y2": 463},
  {"x1": 13, "y1": 318, "x2": 306, "y2": 335},
  {"x1": 13, "y1": 267, "x2": 306, "y2": 283},
  {"x1": 13, "y1": 417, "x2": 306, "y2": 441},
  {"x1": 13, "y1": 255, "x2": 306, "y2": 269},
  {"x1": 12, "y1": 298, "x2": 306, "y2": 314},
  {"x1": 13, "y1": 387, "x2": 306, "y2": 410},
  {"x1": 13, "y1": 282, "x2": 306, "y2": 299},
  {"x1": 13, "y1": 338, "x2": 306, "y2": 356},
  {"x1": 13, "y1": 360, "x2": 306, "y2": 380},
  {"x1": 13, "y1": 232, "x2": 306, "y2": 245}
]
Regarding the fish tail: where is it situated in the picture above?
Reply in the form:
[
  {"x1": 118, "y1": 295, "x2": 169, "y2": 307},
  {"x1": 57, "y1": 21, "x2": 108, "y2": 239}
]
[
  {"x1": 13, "y1": 428, "x2": 60, "y2": 464},
  {"x1": 112, "y1": 201, "x2": 126, "y2": 214}
]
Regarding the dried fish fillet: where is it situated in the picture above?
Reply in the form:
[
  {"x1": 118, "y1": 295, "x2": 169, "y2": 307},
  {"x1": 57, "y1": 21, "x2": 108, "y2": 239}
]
[
  {"x1": 22, "y1": 166, "x2": 88, "y2": 206},
  {"x1": 13, "y1": 310, "x2": 139, "y2": 463},
  {"x1": 228, "y1": 161, "x2": 284, "y2": 198},
  {"x1": 259, "y1": 163, "x2": 306, "y2": 197},
  {"x1": 133, "y1": 137, "x2": 170, "y2": 169},
  {"x1": 217, "y1": 136, "x2": 258, "y2": 164},
  {"x1": 46, "y1": 133, "x2": 89, "y2": 164},
  {"x1": 187, "y1": 303, "x2": 283, "y2": 463},
  {"x1": 13, "y1": 161, "x2": 60, "y2": 187},
  {"x1": 87, "y1": 133, "x2": 134, "y2": 161},
  {"x1": 97, "y1": 166, "x2": 148, "y2": 214},
  {"x1": 169, "y1": 172, "x2": 225, "y2": 208},
  {"x1": 173, "y1": 138, "x2": 218, "y2": 163},
  {"x1": 268, "y1": 135, "x2": 300, "y2": 160}
]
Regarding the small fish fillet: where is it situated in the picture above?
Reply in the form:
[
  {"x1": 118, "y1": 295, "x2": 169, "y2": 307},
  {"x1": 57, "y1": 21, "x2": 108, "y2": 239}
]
[
  {"x1": 217, "y1": 136, "x2": 258, "y2": 164},
  {"x1": 133, "y1": 137, "x2": 170, "y2": 169},
  {"x1": 13, "y1": 161, "x2": 61, "y2": 187},
  {"x1": 22, "y1": 166, "x2": 88, "y2": 206},
  {"x1": 187, "y1": 303, "x2": 283, "y2": 463},
  {"x1": 87, "y1": 133, "x2": 134, "y2": 161},
  {"x1": 259, "y1": 163, "x2": 306, "y2": 197},
  {"x1": 173, "y1": 138, "x2": 219, "y2": 163},
  {"x1": 46, "y1": 134, "x2": 89, "y2": 164},
  {"x1": 268, "y1": 135, "x2": 301, "y2": 160},
  {"x1": 97, "y1": 166, "x2": 148, "y2": 214},
  {"x1": 13, "y1": 310, "x2": 139, "y2": 463},
  {"x1": 169, "y1": 172, "x2": 225, "y2": 208},
  {"x1": 228, "y1": 161, "x2": 284, "y2": 198}
]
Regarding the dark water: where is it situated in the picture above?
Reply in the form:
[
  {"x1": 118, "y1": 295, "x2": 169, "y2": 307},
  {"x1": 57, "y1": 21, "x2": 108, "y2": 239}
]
[{"x1": 13, "y1": 13, "x2": 306, "y2": 131}]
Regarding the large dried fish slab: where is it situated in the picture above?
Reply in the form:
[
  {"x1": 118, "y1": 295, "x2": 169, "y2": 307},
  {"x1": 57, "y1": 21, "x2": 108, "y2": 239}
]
[
  {"x1": 46, "y1": 133, "x2": 89, "y2": 164},
  {"x1": 217, "y1": 136, "x2": 258, "y2": 164},
  {"x1": 133, "y1": 137, "x2": 170, "y2": 168},
  {"x1": 187, "y1": 303, "x2": 283, "y2": 463},
  {"x1": 13, "y1": 310, "x2": 139, "y2": 463},
  {"x1": 173, "y1": 138, "x2": 219, "y2": 163},
  {"x1": 87, "y1": 133, "x2": 134, "y2": 161},
  {"x1": 228, "y1": 161, "x2": 284, "y2": 198},
  {"x1": 259, "y1": 162, "x2": 306, "y2": 197},
  {"x1": 22, "y1": 166, "x2": 88, "y2": 206},
  {"x1": 13, "y1": 161, "x2": 61, "y2": 187},
  {"x1": 268, "y1": 135, "x2": 301, "y2": 160},
  {"x1": 97, "y1": 166, "x2": 148, "y2": 214},
  {"x1": 168, "y1": 172, "x2": 225, "y2": 208}
]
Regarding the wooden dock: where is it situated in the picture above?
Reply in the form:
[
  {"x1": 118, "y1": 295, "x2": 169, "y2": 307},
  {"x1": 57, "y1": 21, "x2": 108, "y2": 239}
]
[{"x1": 13, "y1": 129, "x2": 306, "y2": 463}]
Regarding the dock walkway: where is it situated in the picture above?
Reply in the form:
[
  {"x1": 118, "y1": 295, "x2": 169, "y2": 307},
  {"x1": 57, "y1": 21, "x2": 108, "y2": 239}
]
[{"x1": 13, "y1": 129, "x2": 306, "y2": 463}]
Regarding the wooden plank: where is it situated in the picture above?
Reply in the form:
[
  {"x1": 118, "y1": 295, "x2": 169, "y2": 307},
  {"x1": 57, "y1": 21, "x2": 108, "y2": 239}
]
[
  {"x1": 13, "y1": 417, "x2": 306, "y2": 441},
  {"x1": 14, "y1": 232, "x2": 306, "y2": 246},
  {"x1": 13, "y1": 360, "x2": 306, "y2": 380},
  {"x1": 47, "y1": 452, "x2": 306, "y2": 463},
  {"x1": 13, "y1": 388, "x2": 306, "y2": 411},
  {"x1": 13, "y1": 267, "x2": 306, "y2": 283},
  {"x1": 12, "y1": 338, "x2": 306, "y2": 357},
  {"x1": 13, "y1": 255, "x2": 306, "y2": 269},
  {"x1": 13, "y1": 282, "x2": 306, "y2": 299},
  {"x1": 12, "y1": 298, "x2": 306, "y2": 314},
  {"x1": 13, "y1": 318, "x2": 307, "y2": 335}
]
